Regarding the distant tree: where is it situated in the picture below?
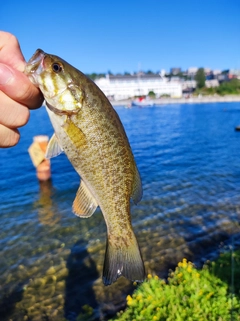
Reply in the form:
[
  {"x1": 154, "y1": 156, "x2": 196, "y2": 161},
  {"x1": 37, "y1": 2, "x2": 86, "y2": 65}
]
[
  {"x1": 176, "y1": 72, "x2": 184, "y2": 78},
  {"x1": 221, "y1": 69, "x2": 229, "y2": 75},
  {"x1": 194, "y1": 79, "x2": 240, "y2": 96},
  {"x1": 160, "y1": 94, "x2": 170, "y2": 98},
  {"x1": 146, "y1": 70, "x2": 154, "y2": 75},
  {"x1": 195, "y1": 68, "x2": 205, "y2": 89},
  {"x1": 216, "y1": 79, "x2": 240, "y2": 95},
  {"x1": 86, "y1": 73, "x2": 106, "y2": 80},
  {"x1": 86, "y1": 73, "x2": 97, "y2": 80},
  {"x1": 148, "y1": 91, "x2": 156, "y2": 98}
]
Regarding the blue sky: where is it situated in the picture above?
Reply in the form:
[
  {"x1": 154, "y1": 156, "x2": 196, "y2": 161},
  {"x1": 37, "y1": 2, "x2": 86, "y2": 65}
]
[{"x1": 1, "y1": 0, "x2": 239, "y2": 74}]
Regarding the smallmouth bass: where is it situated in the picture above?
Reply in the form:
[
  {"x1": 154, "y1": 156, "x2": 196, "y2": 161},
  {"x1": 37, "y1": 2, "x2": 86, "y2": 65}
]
[{"x1": 25, "y1": 49, "x2": 145, "y2": 285}]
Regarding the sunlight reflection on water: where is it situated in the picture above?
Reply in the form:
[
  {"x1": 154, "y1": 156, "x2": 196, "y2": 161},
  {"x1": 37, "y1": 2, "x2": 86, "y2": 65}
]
[{"x1": 0, "y1": 102, "x2": 240, "y2": 320}]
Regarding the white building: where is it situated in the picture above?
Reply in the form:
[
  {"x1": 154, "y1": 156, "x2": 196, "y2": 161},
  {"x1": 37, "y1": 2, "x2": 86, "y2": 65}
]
[
  {"x1": 212, "y1": 69, "x2": 221, "y2": 76},
  {"x1": 204, "y1": 67, "x2": 211, "y2": 74},
  {"x1": 230, "y1": 69, "x2": 240, "y2": 79},
  {"x1": 181, "y1": 80, "x2": 197, "y2": 90},
  {"x1": 187, "y1": 67, "x2": 198, "y2": 76},
  {"x1": 181, "y1": 79, "x2": 219, "y2": 89},
  {"x1": 95, "y1": 74, "x2": 182, "y2": 100},
  {"x1": 205, "y1": 79, "x2": 219, "y2": 88}
]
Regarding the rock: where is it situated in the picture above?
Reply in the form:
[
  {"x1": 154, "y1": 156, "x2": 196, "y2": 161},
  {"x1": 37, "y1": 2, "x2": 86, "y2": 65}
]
[
  {"x1": 46, "y1": 266, "x2": 56, "y2": 275},
  {"x1": 55, "y1": 267, "x2": 69, "y2": 281},
  {"x1": 32, "y1": 277, "x2": 46, "y2": 287}
]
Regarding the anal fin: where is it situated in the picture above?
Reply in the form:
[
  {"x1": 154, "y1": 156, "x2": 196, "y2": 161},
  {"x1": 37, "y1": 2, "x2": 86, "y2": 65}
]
[{"x1": 72, "y1": 180, "x2": 98, "y2": 218}]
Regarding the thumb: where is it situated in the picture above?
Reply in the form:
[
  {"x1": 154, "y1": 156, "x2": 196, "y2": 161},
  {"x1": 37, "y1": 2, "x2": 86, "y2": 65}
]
[
  {"x1": 0, "y1": 32, "x2": 26, "y2": 72},
  {"x1": 0, "y1": 63, "x2": 43, "y2": 109}
]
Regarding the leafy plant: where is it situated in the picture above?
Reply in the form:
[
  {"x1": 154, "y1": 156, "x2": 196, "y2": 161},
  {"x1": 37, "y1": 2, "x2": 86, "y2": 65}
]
[
  {"x1": 111, "y1": 259, "x2": 240, "y2": 321},
  {"x1": 208, "y1": 249, "x2": 240, "y2": 297}
]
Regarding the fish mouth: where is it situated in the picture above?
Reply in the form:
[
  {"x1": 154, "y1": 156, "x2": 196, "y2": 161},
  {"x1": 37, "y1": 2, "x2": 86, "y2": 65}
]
[{"x1": 24, "y1": 49, "x2": 45, "y2": 85}]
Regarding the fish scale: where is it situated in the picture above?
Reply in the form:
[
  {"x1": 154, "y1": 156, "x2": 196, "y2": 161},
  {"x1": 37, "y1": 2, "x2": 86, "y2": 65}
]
[{"x1": 25, "y1": 49, "x2": 145, "y2": 285}]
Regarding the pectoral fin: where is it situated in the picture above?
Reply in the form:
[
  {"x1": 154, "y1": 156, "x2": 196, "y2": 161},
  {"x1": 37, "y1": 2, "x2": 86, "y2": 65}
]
[
  {"x1": 131, "y1": 165, "x2": 143, "y2": 205},
  {"x1": 73, "y1": 180, "x2": 98, "y2": 218},
  {"x1": 62, "y1": 118, "x2": 87, "y2": 150},
  {"x1": 45, "y1": 133, "x2": 63, "y2": 159}
]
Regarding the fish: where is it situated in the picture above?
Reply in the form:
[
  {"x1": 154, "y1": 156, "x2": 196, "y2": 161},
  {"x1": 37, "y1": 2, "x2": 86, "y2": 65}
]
[{"x1": 25, "y1": 49, "x2": 145, "y2": 285}]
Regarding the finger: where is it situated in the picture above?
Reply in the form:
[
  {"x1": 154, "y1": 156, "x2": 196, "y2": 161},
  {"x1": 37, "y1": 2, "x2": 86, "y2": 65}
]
[
  {"x1": 0, "y1": 31, "x2": 26, "y2": 72},
  {"x1": 0, "y1": 124, "x2": 20, "y2": 148},
  {"x1": 0, "y1": 63, "x2": 43, "y2": 109},
  {"x1": 0, "y1": 91, "x2": 30, "y2": 128}
]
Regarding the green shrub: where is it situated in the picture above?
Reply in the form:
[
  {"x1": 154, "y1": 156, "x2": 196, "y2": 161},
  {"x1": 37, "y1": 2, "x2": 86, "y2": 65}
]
[
  {"x1": 111, "y1": 259, "x2": 240, "y2": 321},
  {"x1": 148, "y1": 91, "x2": 156, "y2": 98},
  {"x1": 194, "y1": 79, "x2": 240, "y2": 96},
  {"x1": 208, "y1": 249, "x2": 240, "y2": 297}
]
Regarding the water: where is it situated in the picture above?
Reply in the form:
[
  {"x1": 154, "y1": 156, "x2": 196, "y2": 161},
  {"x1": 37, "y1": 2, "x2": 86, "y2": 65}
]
[{"x1": 1, "y1": 102, "x2": 240, "y2": 320}]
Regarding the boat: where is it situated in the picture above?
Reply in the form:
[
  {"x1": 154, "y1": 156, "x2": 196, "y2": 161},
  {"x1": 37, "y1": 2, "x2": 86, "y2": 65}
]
[{"x1": 131, "y1": 97, "x2": 154, "y2": 107}]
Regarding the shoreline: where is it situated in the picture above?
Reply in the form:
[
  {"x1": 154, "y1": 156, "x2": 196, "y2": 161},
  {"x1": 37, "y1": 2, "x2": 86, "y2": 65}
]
[{"x1": 111, "y1": 95, "x2": 240, "y2": 107}]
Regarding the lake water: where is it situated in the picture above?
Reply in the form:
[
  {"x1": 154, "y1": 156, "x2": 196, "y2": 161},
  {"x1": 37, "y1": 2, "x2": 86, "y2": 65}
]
[{"x1": 1, "y1": 102, "x2": 240, "y2": 320}]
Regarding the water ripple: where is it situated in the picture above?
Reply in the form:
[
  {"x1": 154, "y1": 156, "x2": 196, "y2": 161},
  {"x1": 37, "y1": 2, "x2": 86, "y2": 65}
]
[{"x1": 1, "y1": 103, "x2": 240, "y2": 319}]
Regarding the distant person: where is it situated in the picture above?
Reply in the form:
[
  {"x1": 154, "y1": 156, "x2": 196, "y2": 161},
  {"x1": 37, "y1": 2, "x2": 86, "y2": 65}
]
[{"x1": 0, "y1": 31, "x2": 43, "y2": 148}]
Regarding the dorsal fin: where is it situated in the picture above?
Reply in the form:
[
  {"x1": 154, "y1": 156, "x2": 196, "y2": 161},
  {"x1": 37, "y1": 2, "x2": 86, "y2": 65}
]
[
  {"x1": 45, "y1": 133, "x2": 63, "y2": 159},
  {"x1": 131, "y1": 164, "x2": 143, "y2": 205},
  {"x1": 72, "y1": 180, "x2": 98, "y2": 218}
]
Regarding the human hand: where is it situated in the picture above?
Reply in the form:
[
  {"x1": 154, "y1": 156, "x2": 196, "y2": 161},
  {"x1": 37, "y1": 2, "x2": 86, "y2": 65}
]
[{"x1": 0, "y1": 31, "x2": 43, "y2": 147}]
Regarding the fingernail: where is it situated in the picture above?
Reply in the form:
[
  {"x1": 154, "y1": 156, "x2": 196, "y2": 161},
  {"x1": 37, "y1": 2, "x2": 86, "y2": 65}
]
[{"x1": 0, "y1": 63, "x2": 14, "y2": 85}]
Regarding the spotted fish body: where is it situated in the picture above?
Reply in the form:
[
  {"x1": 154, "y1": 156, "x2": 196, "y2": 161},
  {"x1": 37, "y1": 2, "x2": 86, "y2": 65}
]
[{"x1": 25, "y1": 50, "x2": 145, "y2": 285}]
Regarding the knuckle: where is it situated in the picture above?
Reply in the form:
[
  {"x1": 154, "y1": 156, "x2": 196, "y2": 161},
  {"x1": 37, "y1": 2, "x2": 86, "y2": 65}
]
[
  {"x1": 8, "y1": 33, "x2": 19, "y2": 47},
  {"x1": 0, "y1": 126, "x2": 20, "y2": 148},
  {"x1": 14, "y1": 80, "x2": 43, "y2": 109},
  {"x1": 14, "y1": 81, "x2": 32, "y2": 102},
  {"x1": 9, "y1": 131, "x2": 20, "y2": 147},
  {"x1": 15, "y1": 107, "x2": 30, "y2": 127},
  {"x1": 1, "y1": 32, "x2": 18, "y2": 47},
  {"x1": 0, "y1": 102, "x2": 30, "y2": 128}
]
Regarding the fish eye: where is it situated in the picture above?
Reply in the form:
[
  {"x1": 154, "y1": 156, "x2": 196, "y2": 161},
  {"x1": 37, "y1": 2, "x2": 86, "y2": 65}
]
[{"x1": 52, "y1": 62, "x2": 63, "y2": 73}]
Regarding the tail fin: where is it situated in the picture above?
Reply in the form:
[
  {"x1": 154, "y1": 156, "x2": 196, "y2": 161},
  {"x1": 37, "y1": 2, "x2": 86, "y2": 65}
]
[{"x1": 102, "y1": 231, "x2": 145, "y2": 286}]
